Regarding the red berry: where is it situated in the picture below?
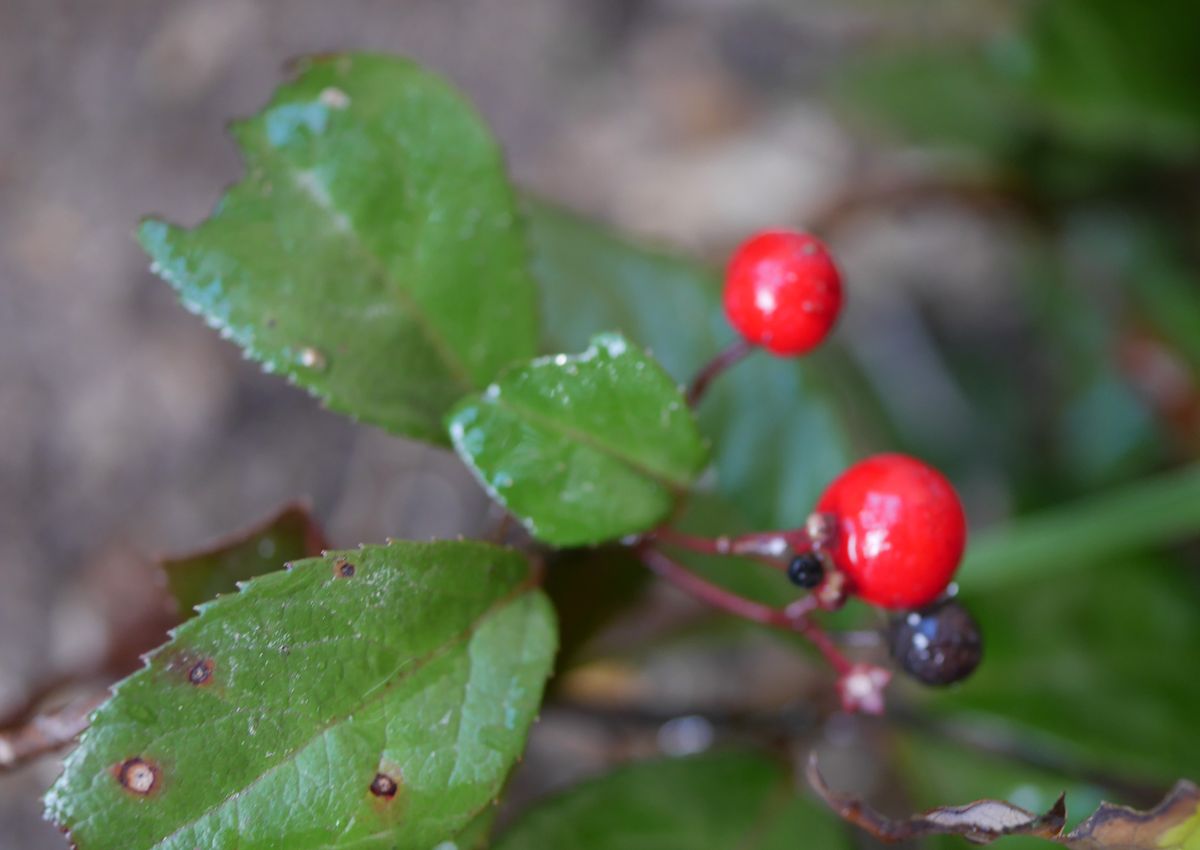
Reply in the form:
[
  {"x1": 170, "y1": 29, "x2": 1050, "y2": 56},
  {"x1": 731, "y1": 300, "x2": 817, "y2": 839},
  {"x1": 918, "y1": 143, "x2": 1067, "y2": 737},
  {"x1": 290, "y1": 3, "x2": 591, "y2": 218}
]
[
  {"x1": 815, "y1": 454, "x2": 966, "y2": 610},
  {"x1": 723, "y1": 230, "x2": 843, "y2": 356}
]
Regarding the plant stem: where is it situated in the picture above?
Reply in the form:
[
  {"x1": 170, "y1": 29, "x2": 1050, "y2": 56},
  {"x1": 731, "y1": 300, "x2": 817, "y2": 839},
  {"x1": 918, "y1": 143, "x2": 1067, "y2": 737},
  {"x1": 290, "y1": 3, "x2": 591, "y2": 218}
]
[
  {"x1": 635, "y1": 544, "x2": 852, "y2": 674},
  {"x1": 686, "y1": 339, "x2": 755, "y2": 407},
  {"x1": 650, "y1": 526, "x2": 813, "y2": 561}
]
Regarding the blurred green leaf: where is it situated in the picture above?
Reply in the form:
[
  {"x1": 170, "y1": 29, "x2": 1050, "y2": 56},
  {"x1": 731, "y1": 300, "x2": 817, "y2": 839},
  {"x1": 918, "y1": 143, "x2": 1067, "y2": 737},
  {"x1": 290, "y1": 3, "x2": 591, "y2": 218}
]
[
  {"x1": 832, "y1": 47, "x2": 1024, "y2": 160},
  {"x1": 162, "y1": 502, "x2": 328, "y2": 618},
  {"x1": 1126, "y1": 235, "x2": 1200, "y2": 376},
  {"x1": 47, "y1": 541, "x2": 557, "y2": 850},
  {"x1": 935, "y1": 555, "x2": 1200, "y2": 783},
  {"x1": 543, "y1": 546, "x2": 650, "y2": 673},
  {"x1": 448, "y1": 333, "x2": 707, "y2": 546},
  {"x1": 961, "y1": 463, "x2": 1200, "y2": 590},
  {"x1": 1026, "y1": 0, "x2": 1200, "y2": 156},
  {"x1": 142, "y1": 53, "x2": 538, "y2": 446},
  {"x1": 525, "y1": 200, "x2": 854, "y2": 531},
  {"x1": 493, "y1": 752, "x2": 853, "y2": 850}
]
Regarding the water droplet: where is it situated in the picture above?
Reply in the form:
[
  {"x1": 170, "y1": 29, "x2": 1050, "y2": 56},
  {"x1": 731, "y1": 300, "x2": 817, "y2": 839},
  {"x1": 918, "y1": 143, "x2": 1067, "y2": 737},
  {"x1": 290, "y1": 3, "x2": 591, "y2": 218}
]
[
  {"x1": 298, "y1": 347, "x2": 327, "y2": 370},
  {"x1": 657, "y1": 715, "x2": 714, "y2": 756},
  {"x1": 319, "y1": 87, "x2": 351, "y2": 109}
]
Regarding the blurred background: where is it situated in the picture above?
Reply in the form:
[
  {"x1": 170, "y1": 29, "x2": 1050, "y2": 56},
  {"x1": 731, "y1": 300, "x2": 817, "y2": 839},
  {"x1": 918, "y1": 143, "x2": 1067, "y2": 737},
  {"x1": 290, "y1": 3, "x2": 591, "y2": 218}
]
[{"x1": 2, "y1": 0, "x2": 1199, "y2": 847}]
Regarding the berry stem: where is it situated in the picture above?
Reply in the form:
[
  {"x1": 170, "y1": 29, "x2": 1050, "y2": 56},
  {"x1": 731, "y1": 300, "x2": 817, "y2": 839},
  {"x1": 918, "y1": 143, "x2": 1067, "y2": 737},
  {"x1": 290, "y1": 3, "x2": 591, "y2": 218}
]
[
  {"x1": 649, "y1": 526, "x2": 812, "y2": 564},
  {"x1": 634, "y1": 544, "x2": 853, "y2": 675},
  {"x1": 685, "y1": 339, "x2": 754, "y2": 407}
]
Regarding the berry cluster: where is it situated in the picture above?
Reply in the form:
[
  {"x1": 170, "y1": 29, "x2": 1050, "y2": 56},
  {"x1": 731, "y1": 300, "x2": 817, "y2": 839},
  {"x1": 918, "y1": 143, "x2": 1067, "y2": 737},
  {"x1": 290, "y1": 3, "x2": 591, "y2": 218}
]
[{"x1": 638, "y1": 229, "x2": 982, "y2": 714}]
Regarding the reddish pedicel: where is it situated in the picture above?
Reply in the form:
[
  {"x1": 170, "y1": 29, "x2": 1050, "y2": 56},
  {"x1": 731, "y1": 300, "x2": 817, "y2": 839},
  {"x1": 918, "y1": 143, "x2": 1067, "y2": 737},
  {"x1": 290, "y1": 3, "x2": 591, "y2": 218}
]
[
  {"x1": 723, "y1": 230, "x2": 843, "y2": 356},
  {"x1": 815, "y1": 453, "x2": 966, "y2": 610}
]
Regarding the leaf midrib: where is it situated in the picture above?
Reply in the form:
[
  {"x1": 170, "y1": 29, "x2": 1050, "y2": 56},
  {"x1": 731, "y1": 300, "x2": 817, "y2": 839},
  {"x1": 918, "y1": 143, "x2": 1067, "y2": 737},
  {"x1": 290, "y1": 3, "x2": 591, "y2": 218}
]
[
  {"x1": 145, "y1": 578, "x2": 536, "y2": 850},
  {"x1": 484, "y1": 393, "x2": 700, "y2": 490},
  {"x1": 247, "y1": 127, "x2": 478, "y2": 394}
]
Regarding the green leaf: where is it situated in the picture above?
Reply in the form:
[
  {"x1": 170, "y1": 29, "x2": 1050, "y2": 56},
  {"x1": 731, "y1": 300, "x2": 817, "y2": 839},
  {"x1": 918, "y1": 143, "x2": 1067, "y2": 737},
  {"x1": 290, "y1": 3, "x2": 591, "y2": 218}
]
[
  {"x1": 932, "y1": 555, "x2": 1200, "y2": 783},
  {"x1": 525, "y1": 200, "x2": 854, "y2": 531},
  {"x1": 542, "y1": 546, "x2": 649, "y2": 674},
  {"x1": 141, "y1": 53, "x2": 538, "y2": 445},
  {"x1": 162, "y1": 502, "x2": 328, "y2": 618},
  {"x1": 831, "y1": 47, "x2": 1025, "y2": 161},
  {"x1": 448, "y1": 333, "x2": 708, "y2": 546},
  {"x1": 450, "y1": 808, "x2": 497, "y2": 850},
  {"x1": 1025, "y1": 0, "x2": 1200, "y2": 157},
  {"x1": 493, "y1": 752, "x2": 853, "y2": 850},
  {"x1": 46, "y1": 540, "x2": 557, "y2": 850},
  {"x1": 961, "y1": 463, "x2": 1200, "y2": 590}
]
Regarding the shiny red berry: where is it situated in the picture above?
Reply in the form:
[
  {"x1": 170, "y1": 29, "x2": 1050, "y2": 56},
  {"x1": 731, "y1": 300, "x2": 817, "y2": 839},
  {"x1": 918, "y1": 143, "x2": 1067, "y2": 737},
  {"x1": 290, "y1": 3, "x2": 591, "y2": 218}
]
[
  {"x1": 723, "y1": 230, "x2": 843, "y2": 356},
  {"x1": 814, "y1": 453, "x2": 966, "y2": 610}
]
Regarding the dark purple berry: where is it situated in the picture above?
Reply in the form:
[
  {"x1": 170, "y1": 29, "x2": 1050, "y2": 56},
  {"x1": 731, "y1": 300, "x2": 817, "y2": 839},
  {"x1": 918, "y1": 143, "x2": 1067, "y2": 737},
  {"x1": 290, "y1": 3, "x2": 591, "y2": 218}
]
[
  {"x1": 888, "y1": 599, "x2": 982, "y2": 686},
  {"x1": 787, "y1": 554, "x2": 825, "y2": 589}
]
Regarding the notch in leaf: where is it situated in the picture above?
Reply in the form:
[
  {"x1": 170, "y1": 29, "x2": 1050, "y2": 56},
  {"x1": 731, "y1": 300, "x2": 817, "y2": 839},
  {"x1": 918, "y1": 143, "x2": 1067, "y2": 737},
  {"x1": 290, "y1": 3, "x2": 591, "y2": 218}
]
[{"x1": 140, "y1": 53, "x2": 539, "y2": 445}]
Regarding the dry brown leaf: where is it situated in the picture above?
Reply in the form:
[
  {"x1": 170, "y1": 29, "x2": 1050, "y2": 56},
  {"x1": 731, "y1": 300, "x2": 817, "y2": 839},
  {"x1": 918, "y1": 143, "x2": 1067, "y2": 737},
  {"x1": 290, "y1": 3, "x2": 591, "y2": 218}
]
[{"x1": 807, "y1": 753, "x2": 1200, "y2": 849}]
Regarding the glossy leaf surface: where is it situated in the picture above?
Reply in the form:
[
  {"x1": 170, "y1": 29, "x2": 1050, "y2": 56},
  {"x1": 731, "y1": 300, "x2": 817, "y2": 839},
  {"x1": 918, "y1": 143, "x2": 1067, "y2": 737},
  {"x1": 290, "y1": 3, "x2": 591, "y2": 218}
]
[
  {"x1": 494, "y1": 752, "x2": 852, "y2": 850},
  {"x1": 46, "y1": 541, "x2": 556, "y2": 850},
  {"x1": 448, "y1": 333, "x2": 708, "y2": 546},
  {"x1": 141, "y1": 53, "x2": 538, "y2": 445}
]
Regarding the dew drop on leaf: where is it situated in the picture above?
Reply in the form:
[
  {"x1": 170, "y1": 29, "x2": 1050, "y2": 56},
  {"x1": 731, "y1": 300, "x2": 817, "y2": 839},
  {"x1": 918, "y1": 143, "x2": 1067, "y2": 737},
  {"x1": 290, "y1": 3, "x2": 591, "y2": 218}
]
[{"x1": 298, "y1": 347, "x2": 328, "y2": 371}]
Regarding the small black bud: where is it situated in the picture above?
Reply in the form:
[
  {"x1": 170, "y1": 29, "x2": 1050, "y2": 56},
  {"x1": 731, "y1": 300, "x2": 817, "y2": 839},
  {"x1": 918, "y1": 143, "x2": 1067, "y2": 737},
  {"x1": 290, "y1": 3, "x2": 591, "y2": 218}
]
[
  {"x1": 787, "y1": 553, "x2": 825, "y2": 589},
  {"x1": 888, "y1": 599, "x2": 982, "y2": 686}
]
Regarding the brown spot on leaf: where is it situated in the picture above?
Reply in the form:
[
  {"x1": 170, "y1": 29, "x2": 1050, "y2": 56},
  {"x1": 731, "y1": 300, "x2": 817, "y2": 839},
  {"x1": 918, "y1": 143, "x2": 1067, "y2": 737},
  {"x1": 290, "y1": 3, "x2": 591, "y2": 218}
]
[
  {"x1": 114, "y1": 757, "x2": 159, "y2": 795},
  {"x1": 370, "y1": 772, "x2": 398, "y2": 799},
  {"x1": 187, "y1": 658, "x2": 214, "y2": 686},
  {"x1": 334, "y1": 559, "x2": 355, "y2": 578}
]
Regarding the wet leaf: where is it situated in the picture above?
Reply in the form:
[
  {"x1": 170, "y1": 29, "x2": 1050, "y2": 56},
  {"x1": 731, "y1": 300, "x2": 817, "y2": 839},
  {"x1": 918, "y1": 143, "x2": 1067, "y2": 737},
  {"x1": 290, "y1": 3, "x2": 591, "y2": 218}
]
[
  {"x1": 162, "y1": 502, "x2": 328, "y2": 618},
  {"x1": 809, "y1": 754, "x2": 1200, "y2": 849},
  {"x1": 494, "y1": 752, "x2": 853, "y2": 850},
  {"x1": 46, "y1": 540, "x2": 557, "y2": 850},
  {"x1": 141, "y1": 53, "x2": 538, "y2": 445},
  {"x1": 525, "y1": 199, "x2": 854, "y2": 531},
  {"x1": 447, "y1": 333, "x2": 708, "y2": 546}
]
